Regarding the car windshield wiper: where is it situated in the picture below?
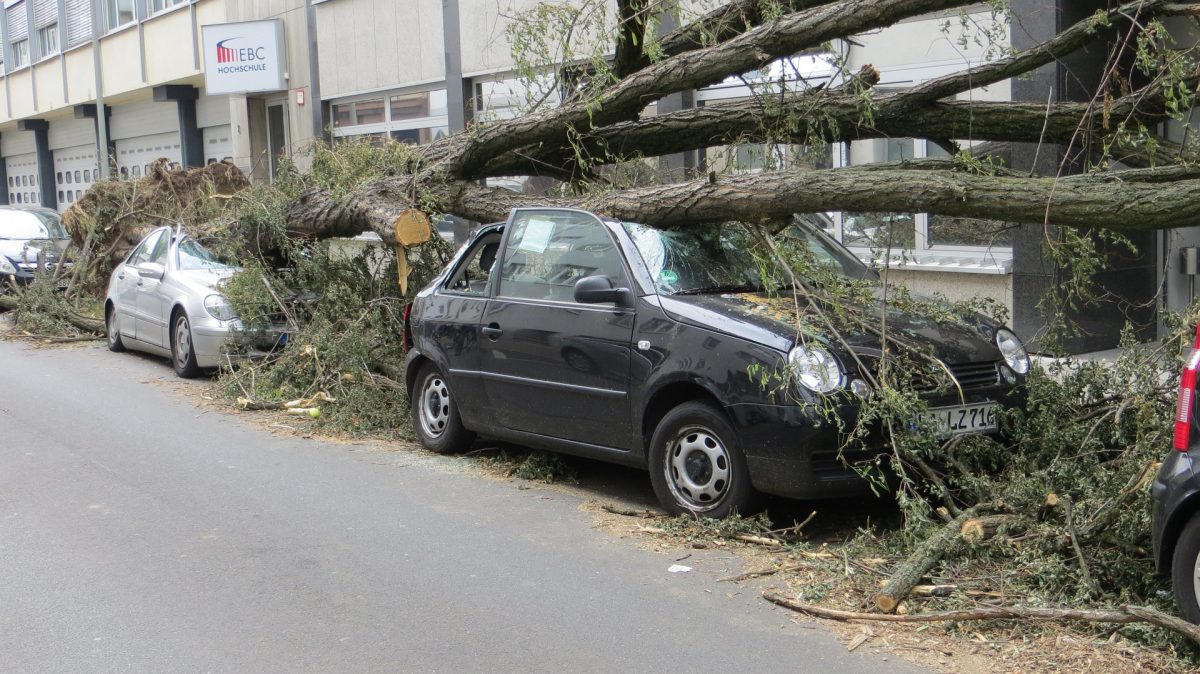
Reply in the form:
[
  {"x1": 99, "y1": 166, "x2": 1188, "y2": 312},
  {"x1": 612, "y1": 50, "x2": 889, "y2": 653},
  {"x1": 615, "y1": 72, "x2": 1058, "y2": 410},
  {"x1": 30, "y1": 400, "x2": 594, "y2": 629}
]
[{"x1": 672, "y1": 284, "x2": 760, "y2": 296}]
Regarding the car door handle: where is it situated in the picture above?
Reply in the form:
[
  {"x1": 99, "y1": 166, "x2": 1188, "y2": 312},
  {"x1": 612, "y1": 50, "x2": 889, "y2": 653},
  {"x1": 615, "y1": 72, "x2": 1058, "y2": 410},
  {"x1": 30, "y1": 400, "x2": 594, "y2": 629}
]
[
  {"x1": 481, "y1": 323, "x2": 503, "y2": 339},
  {"x1": 117, "y1": 272, "x2": 125, "y2": 280}
]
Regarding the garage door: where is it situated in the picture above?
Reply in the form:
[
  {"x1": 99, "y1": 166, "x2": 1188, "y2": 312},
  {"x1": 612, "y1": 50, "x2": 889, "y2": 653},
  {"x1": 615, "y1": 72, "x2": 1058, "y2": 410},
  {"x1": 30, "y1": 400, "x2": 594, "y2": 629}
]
[
  {"x1": 54, "y1": 145, "x2": 98, "y2": 212},
  {"x1": 203, "y1": 125, "x2": 232, "y2": 165},
  {"x1": 6, "y1": 154, "x2": 39, "y2": 206},
  {"x1": 115, "y1": 131, "x2": 182, "y2": 179}
]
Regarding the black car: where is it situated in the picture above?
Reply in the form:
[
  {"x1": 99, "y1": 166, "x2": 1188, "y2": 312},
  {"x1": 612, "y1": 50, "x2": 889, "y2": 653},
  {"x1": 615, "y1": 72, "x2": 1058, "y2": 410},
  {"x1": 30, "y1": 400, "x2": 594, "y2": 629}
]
[
  {"x1": 403, "y1": 208, "x2": 1029, "y2": 516},
  {"x1": 0, "y1": 206, "x2": 70, "y2": 287},
  {"x1": 1152, "y1": 340, "x2": 1200, "y2": 623}
]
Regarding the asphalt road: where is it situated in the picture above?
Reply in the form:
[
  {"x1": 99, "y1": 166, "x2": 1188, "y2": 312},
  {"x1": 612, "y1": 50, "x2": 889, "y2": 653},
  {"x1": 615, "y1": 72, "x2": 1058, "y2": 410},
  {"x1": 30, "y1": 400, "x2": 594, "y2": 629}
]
[{"x1": 0, "y1": 338, "x2": 918, "y2": 673}]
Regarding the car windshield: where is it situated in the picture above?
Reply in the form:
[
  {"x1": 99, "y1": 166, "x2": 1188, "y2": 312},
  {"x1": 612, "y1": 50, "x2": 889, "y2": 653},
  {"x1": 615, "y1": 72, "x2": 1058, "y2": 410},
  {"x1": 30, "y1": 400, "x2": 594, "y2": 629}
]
[
  {"x1": 621, "y1": 216, "x2": 874, "y2": 295},
  {"x1": 177, "y1": 237, "x2": 234, "y2": 271},
  {"x1": 0, "y1": 211, "x2": 65, "y2": 240}
]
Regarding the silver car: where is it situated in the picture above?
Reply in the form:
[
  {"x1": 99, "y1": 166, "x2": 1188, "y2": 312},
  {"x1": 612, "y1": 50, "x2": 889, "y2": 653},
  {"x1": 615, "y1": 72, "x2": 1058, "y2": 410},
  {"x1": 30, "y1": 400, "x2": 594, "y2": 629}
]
[{"x1": 104, "y1": 225, "x2": 276, "y2": 377}]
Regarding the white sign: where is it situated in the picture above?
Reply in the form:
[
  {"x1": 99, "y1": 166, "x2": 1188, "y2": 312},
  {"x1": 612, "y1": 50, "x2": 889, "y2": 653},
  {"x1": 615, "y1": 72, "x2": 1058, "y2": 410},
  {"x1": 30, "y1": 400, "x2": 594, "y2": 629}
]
[{"x1": 201, "y1": 20, "x2": 286, "y2": 95}]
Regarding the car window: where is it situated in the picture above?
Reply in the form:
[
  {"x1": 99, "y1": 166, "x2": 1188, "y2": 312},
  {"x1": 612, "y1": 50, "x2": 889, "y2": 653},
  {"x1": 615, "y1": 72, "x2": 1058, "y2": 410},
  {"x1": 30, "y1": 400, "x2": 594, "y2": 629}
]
[
  {"x1": 445, "y1": 232, "x2": 502, "y2": 296},
  {"x1": 498, "y1": 210, "x2": 627, "y2": 303},
  {"x1": 0, "y1": 211, "x2": 53, "y2": 240},
  {"x1": 129, "y1": 230, "x2": 165, "y2": 265},
  {"x1": 177, "y1": 237, "x2": 233, "y2": 271},
  {"x1": 148, "y1": 231, "x2": 170, "y2": 265}
]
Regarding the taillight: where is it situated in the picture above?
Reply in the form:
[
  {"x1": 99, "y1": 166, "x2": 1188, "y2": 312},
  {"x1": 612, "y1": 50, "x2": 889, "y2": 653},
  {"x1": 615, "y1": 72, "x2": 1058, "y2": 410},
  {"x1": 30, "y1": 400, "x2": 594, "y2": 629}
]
[
  {"x1": 402, "y1": 302, "x2": 413, "y2": 352},
  {"x1": 1174, "y1": 348, "x2": 1200, "y2": 451}
]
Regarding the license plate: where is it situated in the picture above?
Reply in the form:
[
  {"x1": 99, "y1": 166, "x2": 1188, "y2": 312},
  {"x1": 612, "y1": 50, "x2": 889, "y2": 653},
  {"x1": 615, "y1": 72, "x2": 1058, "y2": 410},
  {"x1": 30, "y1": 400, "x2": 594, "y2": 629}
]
[
  {"x1": 55, "y1": 277, "x2": 69, "y2": 289},
  {"x1": 921, "y1": 403, "x2": 999, "y2": 436}
]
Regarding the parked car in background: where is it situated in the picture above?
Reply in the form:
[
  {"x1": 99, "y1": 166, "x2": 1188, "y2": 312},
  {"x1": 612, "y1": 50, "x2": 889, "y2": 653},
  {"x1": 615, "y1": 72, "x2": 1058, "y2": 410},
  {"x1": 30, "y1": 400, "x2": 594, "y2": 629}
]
[
  {"x1": 403, "y1": 208, "x2": 1029, "y2": 517},
  {"x1": 104, "y1": 225, "x2": 282, "y2": 378},
  {"x1": 0, "y1": 206, "x2": 70, "y2": 288},
  {"x1": 1152, "y1": 330, "x2": 1200, "y2": 623}
]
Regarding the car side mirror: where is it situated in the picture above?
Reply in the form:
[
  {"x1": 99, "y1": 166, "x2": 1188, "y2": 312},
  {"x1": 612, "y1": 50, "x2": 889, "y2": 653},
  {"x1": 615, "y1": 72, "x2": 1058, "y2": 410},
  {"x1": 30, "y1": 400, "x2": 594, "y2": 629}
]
[
  {"x1": 137, "y1": 262, "x2": 165, "y2": 281},
  {"x1": 574, "y1": 275, "x2": 632, "y2": 306}
]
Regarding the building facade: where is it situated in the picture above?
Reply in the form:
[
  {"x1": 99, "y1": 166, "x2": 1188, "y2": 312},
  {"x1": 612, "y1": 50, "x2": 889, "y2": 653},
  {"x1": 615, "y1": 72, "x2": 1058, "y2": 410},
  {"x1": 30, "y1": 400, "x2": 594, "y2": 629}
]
[{"x1": 0, "y1": 0, "x2": 1183, "y2": 349}]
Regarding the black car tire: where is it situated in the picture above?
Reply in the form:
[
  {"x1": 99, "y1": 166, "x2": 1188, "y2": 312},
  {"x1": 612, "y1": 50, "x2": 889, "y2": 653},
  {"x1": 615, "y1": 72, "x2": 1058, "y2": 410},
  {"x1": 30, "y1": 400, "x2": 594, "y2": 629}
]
[
  {"x1": 171, "y1": 312, "x2": 202, "y2": 379},
  {"x1": 411, "y1": 362, "x2": 475, "y2": 454},
  {"x1": 1171, "y1": 513, "x2": 1200, "y2": 624},
  {"x1": 105, "y1": 304, "x2": 125, "y2": 353},
  {"x1": 648, "y1": 401, "x2": 761, "y2": 518}
]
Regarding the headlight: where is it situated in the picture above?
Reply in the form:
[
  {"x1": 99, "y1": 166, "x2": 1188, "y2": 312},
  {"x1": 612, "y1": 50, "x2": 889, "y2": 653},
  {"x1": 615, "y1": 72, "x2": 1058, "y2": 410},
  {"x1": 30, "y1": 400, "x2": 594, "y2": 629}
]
[
  {"x1": 204, "y1": 294, "x2": 237, "y2": 321},
  {"x1": 995, "y1": 328, "x2": 1029, "y2": 375},
  {"x1": 788, "y1": 345, "x2": 844, "y2": 394},
  {"x1": 0, "y1": 256, "x2": 15, "y2": 275}
]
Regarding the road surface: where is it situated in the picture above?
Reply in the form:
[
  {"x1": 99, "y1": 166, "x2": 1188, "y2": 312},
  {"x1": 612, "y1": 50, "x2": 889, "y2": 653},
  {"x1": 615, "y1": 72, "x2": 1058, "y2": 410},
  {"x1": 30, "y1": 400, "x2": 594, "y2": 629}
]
[{"x1": 0, "y1": 338, "x2": 917, "y2": 673}]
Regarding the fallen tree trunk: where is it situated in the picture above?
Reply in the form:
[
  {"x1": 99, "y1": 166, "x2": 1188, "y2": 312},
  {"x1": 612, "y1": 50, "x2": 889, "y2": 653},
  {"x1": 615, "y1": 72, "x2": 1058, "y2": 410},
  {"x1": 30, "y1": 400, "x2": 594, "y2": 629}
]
[
  {"x1": 874, "y1": 505, "x2": 990, "y2": 613},
  {"x1": 764, "y1": 592, "x2": 1200, "y2": 648},
  {"x1": 0, "y1": 294, "x2": 104, "y2": 334}
]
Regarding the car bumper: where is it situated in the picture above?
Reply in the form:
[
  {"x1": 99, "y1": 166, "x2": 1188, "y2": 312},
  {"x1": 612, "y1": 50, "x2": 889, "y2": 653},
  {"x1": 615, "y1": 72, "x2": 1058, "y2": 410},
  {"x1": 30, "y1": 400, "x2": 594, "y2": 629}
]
[
  {"x1": 1151, "y1": 448, "x2": 1199, "y2": 573},
  {"x1": 726, "y1": 385, "x2": 1024, "y2": 500},
  {"x1": 193, "y1": 322, "x2": 288, "y2": 369}
]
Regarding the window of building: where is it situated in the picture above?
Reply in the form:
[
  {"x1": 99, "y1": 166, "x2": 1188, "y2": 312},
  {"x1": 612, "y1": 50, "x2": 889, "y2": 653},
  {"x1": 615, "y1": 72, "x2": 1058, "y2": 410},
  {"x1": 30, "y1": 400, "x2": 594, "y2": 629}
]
[
  {"x1": 106, "y1": 0, "x2": 134, "y2": 30},
  {"x1": 36, "y1": 24, "x2": 57, "y2": 59},
  {"x1": 332, "y1": 88, "x2": 450, "y2": 147},
  {"x1": 151, "y1": 0, "x2": 186, "y2": 13},
  {"x1": 11, "y1": 39, "x2": 29, "y2": 68}
]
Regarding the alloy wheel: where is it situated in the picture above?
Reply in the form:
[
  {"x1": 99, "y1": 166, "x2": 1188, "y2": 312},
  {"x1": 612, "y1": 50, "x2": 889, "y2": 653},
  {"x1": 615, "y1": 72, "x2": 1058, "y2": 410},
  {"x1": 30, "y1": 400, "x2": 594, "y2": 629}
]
[{"x1": 174, "y1": 317, "x2": 192, "y2": 370}]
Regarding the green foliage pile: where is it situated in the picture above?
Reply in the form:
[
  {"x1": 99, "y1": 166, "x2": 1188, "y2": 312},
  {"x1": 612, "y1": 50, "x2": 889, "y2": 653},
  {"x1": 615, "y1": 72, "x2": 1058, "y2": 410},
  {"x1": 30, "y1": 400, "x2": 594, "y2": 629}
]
[{"x1": 213, "y1": 138, "x2": 452, "y2": 439}]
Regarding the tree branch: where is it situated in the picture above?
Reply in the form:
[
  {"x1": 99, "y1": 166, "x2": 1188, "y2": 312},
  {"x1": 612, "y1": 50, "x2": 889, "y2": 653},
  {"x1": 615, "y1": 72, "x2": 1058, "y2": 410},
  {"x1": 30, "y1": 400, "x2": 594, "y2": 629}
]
[{"x1": 613, "y1": 0, "x2": 651, "y2": 79}]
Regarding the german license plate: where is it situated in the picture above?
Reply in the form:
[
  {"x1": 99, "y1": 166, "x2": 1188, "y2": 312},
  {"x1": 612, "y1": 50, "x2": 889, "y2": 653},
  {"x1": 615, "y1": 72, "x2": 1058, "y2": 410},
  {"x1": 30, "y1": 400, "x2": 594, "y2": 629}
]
[{"x1": 922, "y1": 403, "x2": 999, "y2": 436}]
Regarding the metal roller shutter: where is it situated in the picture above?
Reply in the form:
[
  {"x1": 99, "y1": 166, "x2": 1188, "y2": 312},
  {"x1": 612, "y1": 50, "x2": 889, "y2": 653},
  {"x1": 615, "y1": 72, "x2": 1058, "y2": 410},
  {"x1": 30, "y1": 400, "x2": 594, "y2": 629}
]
[
  {"x1": 53, "y1": 145, "x2": 97, "y2": 213},
  {"x1": 8, "y1": 2, "x2": 28, "y2": 42},
  {"x1": 32, "y1": 0, "x2": 55, "y2": 28},
  {"x1": 65, "y1": 0, "x2": 91, "y2": 48},
  {"x1": 6, "y1": 154, "x2": 40, "y2": 207},
  {"x1": 115, "y1": 132, "x2": 182, "y2": 180},
  {"x1": 202, "y1": 125, "x2": 232, "y2": 165}
]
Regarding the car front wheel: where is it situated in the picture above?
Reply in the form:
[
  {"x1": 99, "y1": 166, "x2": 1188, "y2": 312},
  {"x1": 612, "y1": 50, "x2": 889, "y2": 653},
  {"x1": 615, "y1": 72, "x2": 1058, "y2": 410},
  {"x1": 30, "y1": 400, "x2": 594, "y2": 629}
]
[
  {"x1": 1171, "y1": 513, "x2": 1200, "y2": 624},
  {"x1": 411, "y1": 363, "x2": 475, "y2": 454},
  {"x1": 171, "y1": 312, "x2": 202, "y2": 379},
  {"x1": 105, "y1": 304, "x2": 125, "y2": 352},
  {"x1": 648, "y1": 401, "x2": 760, "y2": 518}
]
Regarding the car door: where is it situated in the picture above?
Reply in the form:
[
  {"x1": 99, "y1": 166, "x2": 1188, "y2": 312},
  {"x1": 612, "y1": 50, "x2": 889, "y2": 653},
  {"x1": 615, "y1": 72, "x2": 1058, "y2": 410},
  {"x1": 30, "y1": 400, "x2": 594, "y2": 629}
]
[
  {"x1": 479, "y1": 209, "x2": 636, "y2": 449},
  {"x1": 114, "y1": 229, "x2": 163, "y2": 340},
  {"x1": 134, "y1": 229, "x2": 171, "y2": 347}
]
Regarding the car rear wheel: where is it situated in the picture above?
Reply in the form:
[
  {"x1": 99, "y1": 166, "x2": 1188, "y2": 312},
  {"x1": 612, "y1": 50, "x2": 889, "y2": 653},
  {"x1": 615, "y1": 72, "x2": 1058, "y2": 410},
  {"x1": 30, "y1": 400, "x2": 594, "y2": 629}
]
[
  {"x1": 171, "y1": 312, "x2": 202, "y2": 379},
  {"x1": 648, "y1": 401, "x2": 760, "y2": 518},
  {"x1": 1171, "y1": 513, "x2": 1200, "y2": 624},
  {"x1": 105, "y1": 304, "x2": 125, "y2": 353},
  {"x1": 411, "y1": 362, "x2": 475, "y2": 454}
]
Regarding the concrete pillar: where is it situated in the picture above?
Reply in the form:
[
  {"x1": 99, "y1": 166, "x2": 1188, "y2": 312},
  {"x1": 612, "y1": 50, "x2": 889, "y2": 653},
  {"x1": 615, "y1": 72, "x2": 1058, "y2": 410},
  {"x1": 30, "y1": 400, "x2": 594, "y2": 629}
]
[
  {"x1": 655, "y1": 5, "x2": 696, "y2": 181},
  {"x1": 17, "y1": 120, "x2": 54, "y2": 210},
  {"x1": 153, "y1": 85, "x2": 204, "y2": 168},
  {"x1": 74, "y1": 104, "x2": 114, "y2": 173}
]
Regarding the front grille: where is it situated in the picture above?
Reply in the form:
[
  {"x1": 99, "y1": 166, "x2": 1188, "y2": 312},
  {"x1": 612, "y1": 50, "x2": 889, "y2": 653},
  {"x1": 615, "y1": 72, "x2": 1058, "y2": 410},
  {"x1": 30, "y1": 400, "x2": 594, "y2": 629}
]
[
  {"x1": 945, "y1": 361, "x2": 1000, "y2": 389},
  {"x1": 853, "y1": 355, "x2": 1001, "y2": 392}
]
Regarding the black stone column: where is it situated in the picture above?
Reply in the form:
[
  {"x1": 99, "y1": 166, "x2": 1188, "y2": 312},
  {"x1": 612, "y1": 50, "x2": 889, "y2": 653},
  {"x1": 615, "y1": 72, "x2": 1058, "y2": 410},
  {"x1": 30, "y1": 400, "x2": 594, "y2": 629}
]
[
  {"x1": 18, "y1": 120, "x2": 55, "y2": 210},
  {"x1": 153, "y1": 85, "x2": 204, "y2": 168},
  {"x1": 1008, "y1": 0, "x2": 1157, "y2": 352}
]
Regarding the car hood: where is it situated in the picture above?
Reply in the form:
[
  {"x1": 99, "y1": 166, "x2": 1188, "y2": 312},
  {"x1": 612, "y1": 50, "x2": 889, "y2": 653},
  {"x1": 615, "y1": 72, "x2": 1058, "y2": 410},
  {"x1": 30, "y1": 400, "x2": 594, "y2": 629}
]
[
  {"x1": 657, "y1": 291, "x2": 1003, "y2": 364},
  {"x1": 171, "y1": 267, "x2": 239, "y2": 296},
  {"x1": 0, "y1": 238, "x2": 66, "y2": 263}
]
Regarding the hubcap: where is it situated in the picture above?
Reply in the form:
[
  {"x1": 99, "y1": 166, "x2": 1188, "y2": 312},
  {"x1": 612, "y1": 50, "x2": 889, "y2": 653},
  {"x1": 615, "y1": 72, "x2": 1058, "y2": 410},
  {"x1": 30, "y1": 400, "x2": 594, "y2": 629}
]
[
  {"x1": 665, "y1": 425, "x2": 731, "y2": 511},
  {"x1": 174, "y1": 317, "x2": 191, "y2": 368},
  {"x1": 107, "y1": 310, "x2": 117, "y2": 345},
  {"x1": 1192, "y1": 551, "x2": 1200, "y2": 609},
  {"x1": 419, "y1": 375, "x2": 452, "y2": 439}
]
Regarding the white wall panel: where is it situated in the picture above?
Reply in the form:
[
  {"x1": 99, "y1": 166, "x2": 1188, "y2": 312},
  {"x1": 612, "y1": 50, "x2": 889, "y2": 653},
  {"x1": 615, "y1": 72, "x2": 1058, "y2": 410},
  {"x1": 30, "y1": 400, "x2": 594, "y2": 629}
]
[{"x1": 109, "y1": 100, "x2": 179, "y2": 140}]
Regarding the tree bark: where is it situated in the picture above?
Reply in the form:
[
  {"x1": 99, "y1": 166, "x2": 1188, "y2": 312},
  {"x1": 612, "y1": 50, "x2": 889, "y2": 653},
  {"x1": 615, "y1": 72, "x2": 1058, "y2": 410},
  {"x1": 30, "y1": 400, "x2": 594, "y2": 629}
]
[
  {"x1": 874, "y1": 506, "x2": 987, "y2": 613},
  {"x1": 763, "y1": 593, "x2": 1200, "y2": 648}
]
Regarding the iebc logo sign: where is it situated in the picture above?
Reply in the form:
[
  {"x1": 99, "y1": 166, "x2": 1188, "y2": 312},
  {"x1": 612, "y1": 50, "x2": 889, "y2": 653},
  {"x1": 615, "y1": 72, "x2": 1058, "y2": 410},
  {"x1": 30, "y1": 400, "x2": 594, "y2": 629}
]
[
  {"x1": 214, "y1": 38, "x2": 269, "y2": 73},
  {"x1": 202, "y1": 20, "x2": 286, "y2": 95}
]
